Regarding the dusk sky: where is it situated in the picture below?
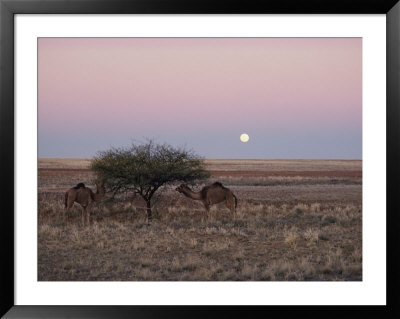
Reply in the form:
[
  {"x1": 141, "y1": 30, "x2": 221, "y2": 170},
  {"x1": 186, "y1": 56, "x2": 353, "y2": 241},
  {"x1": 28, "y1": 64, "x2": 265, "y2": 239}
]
[{"x1": 38, "y1": 38, "x2": 362, "y2": 159}]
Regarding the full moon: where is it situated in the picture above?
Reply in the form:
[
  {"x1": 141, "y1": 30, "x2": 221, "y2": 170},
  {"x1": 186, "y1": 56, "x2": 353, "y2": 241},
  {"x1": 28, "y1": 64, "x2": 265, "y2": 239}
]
[{"x1": 240, "y1": 133, "x2": 250, "y2": 143}]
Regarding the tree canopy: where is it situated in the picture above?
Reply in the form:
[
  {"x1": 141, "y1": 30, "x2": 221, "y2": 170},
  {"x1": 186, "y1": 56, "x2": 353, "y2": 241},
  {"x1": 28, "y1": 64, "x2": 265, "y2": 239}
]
[{"x1": 90, "y1": 140, "x2": 210, "y2": 220}]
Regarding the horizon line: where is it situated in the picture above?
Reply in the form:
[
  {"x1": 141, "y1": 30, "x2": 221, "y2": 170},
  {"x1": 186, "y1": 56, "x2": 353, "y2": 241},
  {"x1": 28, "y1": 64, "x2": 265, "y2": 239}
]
[{"x1": 38, "y1": 157, "x2": 362, "y2": 161}]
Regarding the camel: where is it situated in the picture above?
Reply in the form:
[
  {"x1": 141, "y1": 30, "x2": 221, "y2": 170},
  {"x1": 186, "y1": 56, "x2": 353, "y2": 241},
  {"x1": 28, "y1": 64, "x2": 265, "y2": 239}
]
[
  {"x1": 175, "y1": 182, "x2": 237, "y2": 219},
  {"x1": 64, "y1": 181, "x2": 105, "y2": 226}
]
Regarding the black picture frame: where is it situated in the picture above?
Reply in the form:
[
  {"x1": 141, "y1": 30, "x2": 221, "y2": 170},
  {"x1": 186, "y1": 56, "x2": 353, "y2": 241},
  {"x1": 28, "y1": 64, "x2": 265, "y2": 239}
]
[{"x1": 1, "y1": 0, "x2": 399, "y2": 318}]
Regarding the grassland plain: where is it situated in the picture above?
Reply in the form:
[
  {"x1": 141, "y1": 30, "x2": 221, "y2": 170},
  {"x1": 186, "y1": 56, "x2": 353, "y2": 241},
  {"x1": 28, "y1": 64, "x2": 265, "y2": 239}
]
[{"x1": 38, "y1": 158, "x2": 362, "y2": 281}]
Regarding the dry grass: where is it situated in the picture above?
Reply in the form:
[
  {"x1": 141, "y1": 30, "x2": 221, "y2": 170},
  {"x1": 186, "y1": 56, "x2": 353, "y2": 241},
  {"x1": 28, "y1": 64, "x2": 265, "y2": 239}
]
[{"x1": 38, "y1": 158, "x2": 362, "y2": 281}]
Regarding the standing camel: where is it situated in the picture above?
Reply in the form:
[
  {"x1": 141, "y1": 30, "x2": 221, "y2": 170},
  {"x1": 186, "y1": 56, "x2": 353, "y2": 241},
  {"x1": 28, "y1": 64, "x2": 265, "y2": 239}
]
[
  {"x1": 64, "y1": 181, "x2": 105, "y2": 226},
  {"x1": 175, "y1": 182, "x2": 237, "y2": 219}
]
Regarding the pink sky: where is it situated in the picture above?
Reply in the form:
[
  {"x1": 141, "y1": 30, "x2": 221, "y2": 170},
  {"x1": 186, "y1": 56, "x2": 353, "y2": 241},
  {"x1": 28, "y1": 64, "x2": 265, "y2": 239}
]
[{"x1": 38, "y1": 38, "x2": 362, "y2": 158}]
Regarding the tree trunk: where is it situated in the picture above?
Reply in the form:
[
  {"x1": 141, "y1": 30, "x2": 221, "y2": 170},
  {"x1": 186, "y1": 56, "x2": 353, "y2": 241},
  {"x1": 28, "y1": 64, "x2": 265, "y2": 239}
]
[{"x1": 146, "y1": 200, "x2": 152, "y2": 221}]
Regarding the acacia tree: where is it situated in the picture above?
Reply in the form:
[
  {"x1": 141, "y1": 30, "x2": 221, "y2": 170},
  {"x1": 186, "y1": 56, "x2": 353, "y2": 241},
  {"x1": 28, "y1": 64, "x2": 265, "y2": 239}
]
[{"x1": 90, "y1": 140, "x2": 210, "y2": 220}]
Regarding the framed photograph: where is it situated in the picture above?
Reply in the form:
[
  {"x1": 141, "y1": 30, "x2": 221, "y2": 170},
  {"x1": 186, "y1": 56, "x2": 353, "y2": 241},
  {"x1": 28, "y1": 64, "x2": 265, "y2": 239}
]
[{"x1": 1, "y1": 0, "x2": 399, "y2": 318}]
